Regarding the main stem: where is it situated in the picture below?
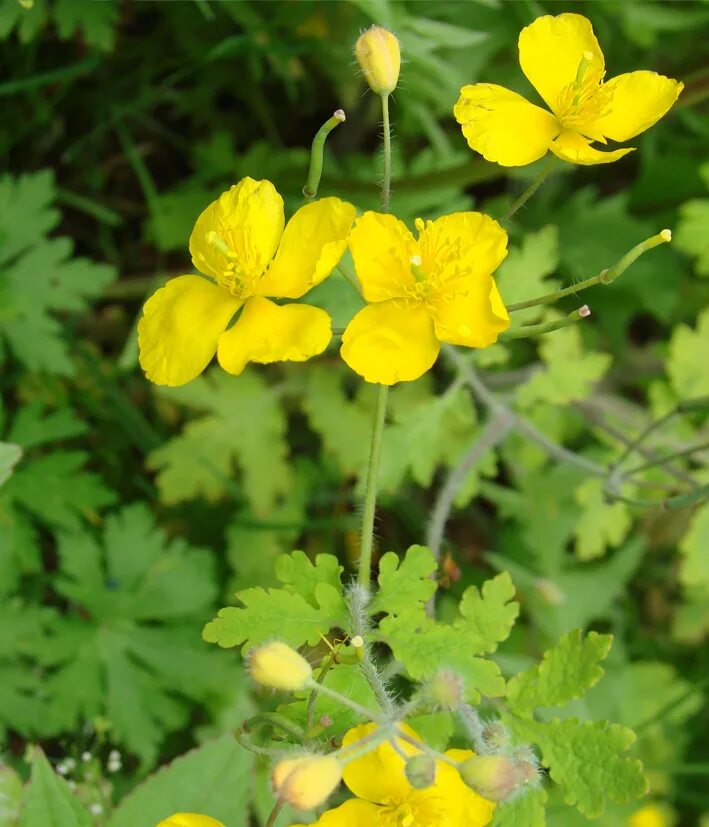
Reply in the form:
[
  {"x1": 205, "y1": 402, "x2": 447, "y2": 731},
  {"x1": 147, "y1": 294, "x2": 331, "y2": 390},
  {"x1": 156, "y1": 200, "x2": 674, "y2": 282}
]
[
  {"x1": 358, "y1": 384, "x2": 388, "y2": 590},
  {"x1": 357, "y1": 93, "x2": 393, "y2": 591},
  {"x1": 381, "y1": 93, "x2": 392, "y2": 212}
]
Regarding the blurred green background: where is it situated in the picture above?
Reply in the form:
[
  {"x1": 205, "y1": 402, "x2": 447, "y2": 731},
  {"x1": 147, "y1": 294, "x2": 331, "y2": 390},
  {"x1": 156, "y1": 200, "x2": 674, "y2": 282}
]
[{"x1": 1, "y1": 0, "x2": 708, "y2": 825}]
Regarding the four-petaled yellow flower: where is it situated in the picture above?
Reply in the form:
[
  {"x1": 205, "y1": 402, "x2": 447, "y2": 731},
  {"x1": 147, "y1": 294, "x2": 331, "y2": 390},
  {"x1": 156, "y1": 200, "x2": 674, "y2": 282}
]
[
  {"x1": 290, "y1": 723, "x2": 495, "y2": 827},
  {"x1": 454, "y1": 13, "x2": 683, "y2": 167},
  {"x1": 139, "y1": 177, "x2": 356, "y2": 386},
  {"x1": 341, "y1": 211, "x2": 509, "y2": 385}
]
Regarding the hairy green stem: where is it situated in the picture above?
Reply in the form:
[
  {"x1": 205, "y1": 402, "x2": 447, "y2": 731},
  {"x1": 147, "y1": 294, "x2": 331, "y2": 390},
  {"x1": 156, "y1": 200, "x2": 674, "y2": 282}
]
[
  {"x1": 265, "y1": 799, "x2": 284, "y2": 827},
  {"x1": 359, "y1": 385, "x2": 388, "y2": 591},
  {"x1": 508, "y1": 230, "x2": 672, "y2": 312},
  {"x1": 307, "y1": 678, "x2": 384, "y2": 723},
  {"x1": 504, "y1": 160, "x2": 555, "y2": 222},
  {"x1": 381, "y1": 93, "x2": 392, "y2": 212},
  {"x1": 303, "y1": 109, "x2": 346, "y2": 199}
]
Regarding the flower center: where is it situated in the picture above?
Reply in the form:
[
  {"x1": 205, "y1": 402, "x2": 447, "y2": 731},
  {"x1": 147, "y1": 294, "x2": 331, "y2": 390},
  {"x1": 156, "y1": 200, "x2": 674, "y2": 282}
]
[
  {"x1": 205, "y1": 232, "x2": 254, "y2": 300},
  {"x1": 378, "y1": 791, "x2": 447, "y2": 826},
  {"x1": 555, "y1": 52, "x2": 612, "y2": 135}
]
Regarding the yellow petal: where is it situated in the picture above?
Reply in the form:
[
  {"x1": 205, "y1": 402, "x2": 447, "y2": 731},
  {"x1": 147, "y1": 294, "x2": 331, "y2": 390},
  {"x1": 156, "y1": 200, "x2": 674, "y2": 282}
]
[
  {"x1": 594, "y1": 71, "x2": 683, "y2": 142},
  {"x1": 518, "y1": 13, "x2": 604, "y2": 114},
  {"x1": 138, "y1": 275, "x2": 240, "y2": 387},
  {"x1": 454, "y1": 84, "x2": 560, "y2": 167},
  {"x1": 418, "y1": 212, "x2": 508, "y2": 289},
  {"x1": 217, "y1": 296, "x2": 331, "y2": 376},
  {"x1": 257, "y1": 197, "x2": 357, "y2": 299},
  {"x1": 288, "y1": 799, "x2": 381, "y2": 827},
  {"x1": 189, "y1": 177, "x2": 284, "y2": 285},
  {"x1": 341, "y1": 723, "x2": 421, "y2": 804},
  {"x1": 428, "y1": 277, "x2": 509, "y2": 348},
  {"x1": 340, "y1": 301, "x2": 439, "y2": 386},
  {"x1": 549, "y1": 130, "x2": 634, "y2": 165},
  {"x1": 348, "y1": 212, "x2": 418, "y2": 302},
  {"x1": 156, "y1": 815, "x2": 225, "y2": 827}
]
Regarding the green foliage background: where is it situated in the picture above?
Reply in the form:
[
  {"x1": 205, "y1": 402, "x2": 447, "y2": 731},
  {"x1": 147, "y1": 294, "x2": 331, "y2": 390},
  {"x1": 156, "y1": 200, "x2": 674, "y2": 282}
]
[{"x1": 0, "y1": 0, "x2": 707, "y2": 825}]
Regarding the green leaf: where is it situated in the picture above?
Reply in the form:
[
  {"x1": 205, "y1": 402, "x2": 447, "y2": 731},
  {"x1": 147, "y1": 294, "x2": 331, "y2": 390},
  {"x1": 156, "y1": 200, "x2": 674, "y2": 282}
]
[
  {"x1": 666, "y1": 307, "x2": 709, "y2": 402},
  {"x1": 149, "y1": 369, "x2": 292, "y2": 514},
  {"x1": 0, "y1": 442, "x2": 21, "y2": 488},
  {"x1": 379, "y1": 379, "x2": 479, "y2": 493},
  {"x1": 37, "y1": 505, "x2": 229, "y2": 765},
  {"x1": 679, "y1": 502, "x2": 709, "y2": 588},
  {"x1": 369, "y1": 546, "x2": 437, "y2": 616},
  {"x1": 52, "y1": 0, "x2": 119, "y2": 50},
  {"x1": 204, "y1": 583, "x2": 348, "y2": 652},
  {"x1": 0, "y1": 762, "x2": 23, "y2": 825},
  {"x1": 301, "y1": 366, "x2": 371, "y2": 477},
  {"x1": 516, "y1": 718, "x2": 647, "y2": 818},
  {"x1": 107, "y1": 736, "x2": 252, "y2": 827},
  {"x1": 455, "y1": 571, "x2": 519, "y2": 654},
  {"x1": 0, "y1": 172, "x2": 115, "y2": 374},
  {"x1": 675, "y1": 198, "x2": 709, "y2": 276},
  {"x1": 496, "y1": 226, "x2": 559, "y2": 324},
  {"x1": 491, "y1": 787, "x2": 547, "y2": 827},
  {"x1": 507, "y1": 630, "x2": 612, "y2": 716},
  {"x1": 275, "y1": 551, "x2": 345, "y2": 607},
  {"x1": 572, "y1": 478, "x2": 631, "y2": 561},
  {"x1": 19, "y1": 748, "x2": 92, "y2": 827},
  {"x1": 379, "y1": 612, "x2": 505, "y2": 702},
  {"x1": 516, "y1": 325, "x2": 610, "y2": 409}
]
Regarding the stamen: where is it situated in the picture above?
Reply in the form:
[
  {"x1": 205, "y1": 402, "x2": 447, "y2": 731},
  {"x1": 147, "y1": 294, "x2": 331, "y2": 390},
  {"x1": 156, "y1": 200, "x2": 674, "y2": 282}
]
[{"x1": 206, "y1": 231, "x2": 237, "y2": 261}]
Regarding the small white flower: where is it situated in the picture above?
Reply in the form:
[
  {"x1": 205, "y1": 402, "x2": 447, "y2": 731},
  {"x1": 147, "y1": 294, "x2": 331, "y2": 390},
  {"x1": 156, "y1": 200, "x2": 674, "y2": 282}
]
[
  {"x1": 89, "y1": 803, "x2": 104, "y2": 816},
  {"x1": 81, "y1": 751, "x2": 92, "y2": 762}
]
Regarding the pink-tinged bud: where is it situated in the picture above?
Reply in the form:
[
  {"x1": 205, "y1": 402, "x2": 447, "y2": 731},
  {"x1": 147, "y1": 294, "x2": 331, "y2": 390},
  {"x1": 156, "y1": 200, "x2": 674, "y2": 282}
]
[
  {"x1": 248, "y1": 642, "x2": 312, "y2": 691},
  {"x1": 405, "y1": 754, "x2": 437, "y2": 789},
  {"x1": 272, "y1": 754, "x2": 342, "y2": 811},
  {"x1": 480, "y1": 720, "x2": 511, "y2": 753},
  {"x1": 458, "y1": 754, "x2": 538, "y2": 802},
  {"x1": 156, "y1": 815, "x2": 225, "y2": 827},
  {"x1": 355, "y1": 26, "x2": 400, "y2": 95}
]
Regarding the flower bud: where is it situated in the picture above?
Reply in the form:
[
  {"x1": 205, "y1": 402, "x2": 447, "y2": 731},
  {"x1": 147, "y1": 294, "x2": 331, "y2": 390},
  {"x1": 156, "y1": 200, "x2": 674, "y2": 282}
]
[
  {"x1": 157, "y1": 815, "x2": 225, "y2": 827},
  {"x1": 480, "y1": 720, "x2": 511, "y2": 753},
  {"x1": 272, "y1": 754, "x2": 342, "y2": 811},
  {"x1": 458, "y1": 754, "x2": 537, "y2": 802},
  {"x1": 426, "y1": 669, "x2": 464, "y2": 710},
  {"x1": 405, "y1": 754, "x2": 437, "y2": 789},
  {"x1": 248, "y1": 642, "x2": 312, "y2": 691},
  {"x1": 355, "y1": 26, "x2": 400, "y2": 96}
]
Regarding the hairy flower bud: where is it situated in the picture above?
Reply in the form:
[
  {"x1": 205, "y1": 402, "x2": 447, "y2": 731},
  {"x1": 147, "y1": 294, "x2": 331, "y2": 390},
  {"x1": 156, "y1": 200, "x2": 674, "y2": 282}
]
[
  {"x1": 157, "y1": 815, "x2": 225, "y2": 827},
  {"x1": 272, "y1": 754, "x2": 342, "y2": 810},
  {"x1": 480, "y1": 720, "x2": 511, "y2": 753},
  {"x1": 458, "y1": 754, "x2": 538, "y2": 802},
  {"x1": 426, "y1": 669, "x2": 464, "y2": 710},
  {"x1": 249, "y1": 642, "x2": 312, "y2": 691},
  {"x1": 355, "y1": 25, "x2": 400, "y2": 95},
  {"x1": 405, "y1": 754, "x2": 437, "y2": 789}
]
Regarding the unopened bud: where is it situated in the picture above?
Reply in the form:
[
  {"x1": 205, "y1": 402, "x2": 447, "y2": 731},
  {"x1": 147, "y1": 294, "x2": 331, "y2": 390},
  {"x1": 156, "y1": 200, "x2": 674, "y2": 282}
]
[
  {"x1": 272, "y1": 754, "x2": 342, "y2": 811},
  {"x1": 426, "y1": 669, "x2": 464, "y2": 710},
  {"x1": 156, "y1": 815, "x2": 226, "y2": 827},
  {"x1": 405, "y1": 754, "x2": 437, "y2": 789},
  {"x1": 480, "y1": 720, "x2": 511, "y2": 753},
  {"x1": 355, "y1": 26, "x2": 400, "y2": 96},
  {"x1": 249, "y1": 642, "x2": 312, "y2": 691},
  {"x1": 458, "y1": 754, "x2": 537, "y2": 802}
]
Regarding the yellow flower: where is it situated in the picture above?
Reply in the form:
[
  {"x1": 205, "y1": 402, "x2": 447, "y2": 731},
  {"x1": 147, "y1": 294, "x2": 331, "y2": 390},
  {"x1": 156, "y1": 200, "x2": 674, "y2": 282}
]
[
  {"x1": 628, "y1": 804, "x2": 670, "y2": 827},
  {"x1": 156, "y1": 815, "x2": 224, "y2": 827},
  {"x1": 290, "y1": 723, "x2": 495, "y2": 827},
  {"x1": 454, "y1": 13, "x2": 683, "y2": 166},
  {"x1": 138, "y1": 178, "x2": 356, "y2": 386},
  {"x1": 340, "y1": 211, "x2": 509, "y2": 385},
  {"x1": 249, "y1": 642, "x2": 313, "y2": 691}
]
